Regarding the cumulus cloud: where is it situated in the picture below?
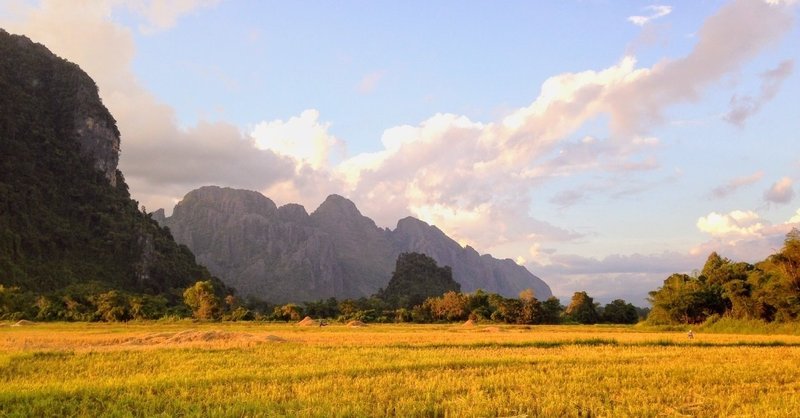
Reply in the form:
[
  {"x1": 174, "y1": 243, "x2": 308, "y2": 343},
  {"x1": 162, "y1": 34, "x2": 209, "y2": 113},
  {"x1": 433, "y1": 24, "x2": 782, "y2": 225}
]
[
  {"x1": 691, "y1": 206, "x2": 800, "y2": 264},
  {"x1": 710, "y1": 171, "x2": 764, "y2": 199},
  {"x1": 697, "y1": 210, "x2": 765, "y2": 238},
  {"x1": 725, "y1": 60, "x2": 795, "y2": 126},
  {"x1": 764, "y1": 177, "x2": 795, "y2": 204},
  {"x1": 0, "y1": 0, "x2": 295, "y2": 213},
  {"x1": 251, "y1": 109, "x2": 342, "y2": 170},
  {"x1": 790, "y1": 209, "x2": 800, "y2": 224},
  {"x1": 609, "y1": 0, "x2": 794, "y2": 135},
  {"x1": 628, "y1": 5, "x2": 673, "y2": 27},
  {"x1": 293, "y1": 0, "x2": 795, "y2": 258}
]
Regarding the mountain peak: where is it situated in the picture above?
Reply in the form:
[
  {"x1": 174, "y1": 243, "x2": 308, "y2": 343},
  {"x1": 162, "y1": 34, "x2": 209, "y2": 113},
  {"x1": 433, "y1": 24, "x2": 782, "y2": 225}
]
[
  {"x1": 173, "y1": 186, "x2": 277, "y2": 219},
  {"x1": 312, "y1": 194, "x2": 363, "y2": 220}
]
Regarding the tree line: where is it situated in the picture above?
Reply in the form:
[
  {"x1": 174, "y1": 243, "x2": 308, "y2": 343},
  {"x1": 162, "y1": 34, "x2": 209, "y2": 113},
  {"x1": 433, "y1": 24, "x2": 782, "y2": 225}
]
[
  {"x1": 647, "y1": 229, "x2": 800, "y2": 325},
  {"x1": 1, "y1": 252, "x2": 644, "y2": 324}
]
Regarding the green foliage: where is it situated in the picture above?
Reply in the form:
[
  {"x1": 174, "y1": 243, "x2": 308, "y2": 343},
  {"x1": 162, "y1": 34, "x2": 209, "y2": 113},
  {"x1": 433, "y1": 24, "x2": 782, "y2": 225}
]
[
  {"x1": 272, "y1": 303, "x2": 303, "y2": 321},
  {"x1": 601, "y1": 299, "x2": 639, "y2": 324},
  {"x1": 424, "y1": 291, "x2": 470, "y2": 322},
  {"x1": 649, "y1": 230, "x2": 800, "y2": 324},
  {"x1": 0, "y1": 30, "x2": 225, "y2": 317},
  {"x1": 183, "y1": 281, "x2": 221, "y2": 320},
  {"x1": 565, "y1": 292, "x2": 599, "y2": 324},
  {"x1": 93, "y1": 290, "x2": 130, "y2": 322},
  {"x1": 378, "y1": 252, "x2": 461, "y2": 309},
  {"x1": 304, "y1": 298, "x2": 340, "y2": 319},
  {"x1": 541, "y1": 297, "x2": 564, "y2": 324}
]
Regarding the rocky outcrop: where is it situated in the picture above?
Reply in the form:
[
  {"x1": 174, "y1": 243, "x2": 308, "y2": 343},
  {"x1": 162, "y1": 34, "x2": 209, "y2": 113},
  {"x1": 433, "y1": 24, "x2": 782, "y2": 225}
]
[{"x1": 159, "y1": 187, "x2": 552, "y2": 303}]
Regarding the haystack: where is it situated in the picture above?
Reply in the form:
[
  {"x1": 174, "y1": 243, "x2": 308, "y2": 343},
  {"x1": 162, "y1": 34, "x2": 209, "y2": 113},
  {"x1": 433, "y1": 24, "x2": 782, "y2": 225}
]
[
  {"x1": 265, "y1": 335, "x2": 287, "y2": 342},
  {"x1": 462, "y1": 319, "x2": 476, "y2": 327},
  {"x1": 346, "y1": 320, "x2": 367, "y2": 327},
  {"x1": 11, "y1": 320, "x2": 35, "y2": 327},
  {"x1": 297, "y1": 316, "x2": 317, "y2": 326}
]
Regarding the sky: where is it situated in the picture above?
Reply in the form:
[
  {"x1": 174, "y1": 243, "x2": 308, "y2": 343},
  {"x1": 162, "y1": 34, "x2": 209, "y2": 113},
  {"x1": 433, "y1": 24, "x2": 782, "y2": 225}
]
[{"x1": 2, "y1": 0, "x2": 799, "y2": 305}]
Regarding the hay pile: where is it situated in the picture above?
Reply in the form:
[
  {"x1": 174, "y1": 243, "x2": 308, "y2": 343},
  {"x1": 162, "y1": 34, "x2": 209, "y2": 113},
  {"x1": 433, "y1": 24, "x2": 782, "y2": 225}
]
[
  {"x1": 122, "y1": 330, "x2": 259, "y2": 345},
  {"x1": 11, "y1": 320, "x2": 36, "y2": 327},
  {"x1": 462, "y1": 319, "x2": 476, "y2": 327},
  {"x1": 265, "y1": 335, "x2": 287, "y2": 342},
  {"x1": 346, "y1": 320, "x2": 367, "y2": 327},
  {"x1": 297, "y1": 316, "x2": 317, "y2": 326}
]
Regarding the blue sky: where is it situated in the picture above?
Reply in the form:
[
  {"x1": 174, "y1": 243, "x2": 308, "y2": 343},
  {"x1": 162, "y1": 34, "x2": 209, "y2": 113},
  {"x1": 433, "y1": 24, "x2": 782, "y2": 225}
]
[{"x1": 2, "y1": 0, "x2": 799, "y2": 304}]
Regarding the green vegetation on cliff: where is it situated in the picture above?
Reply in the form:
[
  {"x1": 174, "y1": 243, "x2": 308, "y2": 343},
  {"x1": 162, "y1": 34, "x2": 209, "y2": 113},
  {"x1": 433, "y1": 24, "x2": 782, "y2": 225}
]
[{"x1": 0, "y1": 30, "x2": 226, "y2": 319}]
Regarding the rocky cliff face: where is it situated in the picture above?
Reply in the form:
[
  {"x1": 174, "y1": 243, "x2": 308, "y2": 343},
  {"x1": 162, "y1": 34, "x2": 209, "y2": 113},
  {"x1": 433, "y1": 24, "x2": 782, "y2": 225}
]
[
  {"x1": 0, "y1": 30, "x2": 218, "y2": 298},
  {"x1": 1, "y1": 30, "x2": 120, "y2": 186},
  {"x1": 159, "y1": 187, "x2": 552, "y2": 302}
]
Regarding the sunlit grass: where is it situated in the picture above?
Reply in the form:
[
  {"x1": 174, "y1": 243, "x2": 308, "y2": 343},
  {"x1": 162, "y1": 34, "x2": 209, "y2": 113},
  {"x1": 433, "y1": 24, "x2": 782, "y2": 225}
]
[{"x1": 2, "y1": 322, "x2": 799, "y2": 417}]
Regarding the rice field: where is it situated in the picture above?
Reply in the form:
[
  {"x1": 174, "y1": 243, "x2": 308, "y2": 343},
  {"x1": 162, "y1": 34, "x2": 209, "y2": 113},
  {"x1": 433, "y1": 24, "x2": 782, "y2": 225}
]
[{"x1": 2, "y1": 321, "x2": 800, "y2": 417}]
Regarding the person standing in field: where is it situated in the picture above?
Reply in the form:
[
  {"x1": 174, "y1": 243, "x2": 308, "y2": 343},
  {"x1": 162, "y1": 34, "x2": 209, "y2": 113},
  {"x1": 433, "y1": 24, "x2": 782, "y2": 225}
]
[{"x1": 687, "y1": 330, "x2": 694, "y2": 339}]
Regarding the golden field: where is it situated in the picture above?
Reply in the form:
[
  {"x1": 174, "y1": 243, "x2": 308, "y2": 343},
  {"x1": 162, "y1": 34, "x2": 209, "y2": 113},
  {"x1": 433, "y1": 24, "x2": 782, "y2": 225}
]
[{"x1": 1, "y1": 321, "x2": 799, "y2": 417}]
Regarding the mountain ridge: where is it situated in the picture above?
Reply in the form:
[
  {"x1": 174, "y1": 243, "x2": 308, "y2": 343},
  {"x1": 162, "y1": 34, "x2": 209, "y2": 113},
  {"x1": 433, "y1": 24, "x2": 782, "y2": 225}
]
[{"x1": 157, "y1": 186, "x2": 552, "y2": 303}]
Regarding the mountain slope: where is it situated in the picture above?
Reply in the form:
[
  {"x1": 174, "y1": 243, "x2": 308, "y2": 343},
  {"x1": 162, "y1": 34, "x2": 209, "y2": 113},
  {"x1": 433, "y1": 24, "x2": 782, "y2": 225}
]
[
  {"x1": 0, "y1": 29, "x2": 217, "y2": 300},
  {"x1": 159, "y1": 187, "x2": 552, "y2": 302}
]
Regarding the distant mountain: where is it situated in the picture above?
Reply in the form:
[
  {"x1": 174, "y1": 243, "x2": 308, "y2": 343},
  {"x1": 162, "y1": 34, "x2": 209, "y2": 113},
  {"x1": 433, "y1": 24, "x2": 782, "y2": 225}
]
[
  {"x1": 157, "y1": 186, "x2": 552, "y2": 303},
  {"x1": 0, "y1": 29, "x2": 219, "y2": 300}
]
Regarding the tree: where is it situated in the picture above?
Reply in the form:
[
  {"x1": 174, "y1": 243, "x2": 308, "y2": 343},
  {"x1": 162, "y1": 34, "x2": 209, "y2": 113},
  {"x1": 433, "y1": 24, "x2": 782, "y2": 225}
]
[
  {"x1": 94, "y1": 290, "x2": 129, "y2": 322},
  {"x1": 648, "y1": 274, "x2": 696, "y2": 324},
  {"x1": 540, "y1": 297, "x2": 563, "y2": 324},
  {"x1": 0, "y1": 285, "x2": 34, "y2": 320},
  {"x1": 565, "y1": 291, "x2": 599, "y2": 324},
  {"x1": 600, "y1": 299, "x2": 639, "y2": 324},
  {"x1": 519, "y1": 288, "x2": 536, "y2": 302},
  {"x1": 518, "y1": 297, "x2": 544, "y2": 325},
  {"x1": 129, "y1": 294, "x2": 168, "y2": 320},
  {"x1": 494, "y1": 297, "x2": 523, "y2": 324},
  {"x1": 276, "y1": 303, "x2": 303, "y2": 321},
  {"x1": 425, "y1": 291, "x2": 469, "y2": 321},
  {"x1": 183, "y1": 280, "x2": 221, "y2": 320},
  {"x1": 378, "y1": 253, "x2": 460, "y2": 309}
]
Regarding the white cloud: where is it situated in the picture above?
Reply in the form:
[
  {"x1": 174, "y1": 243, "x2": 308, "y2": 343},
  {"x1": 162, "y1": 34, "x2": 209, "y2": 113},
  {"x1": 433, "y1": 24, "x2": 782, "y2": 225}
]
[
  {"x1": 697, "y1": 210, "x2": 765, "y2": 238},
  {"x1": 628, "y1": 5, "x2": 672, "y2": 27},
  {"x1": 765, "y1": 0, "x2": 799, "y2": 6},
  {"x1": 764, "y1": 177, "x2": 795, "y2": 204},
  {"x1": 313, "y1": 0, "x2": 796, "y2": 260},
  {"x1": 789, "y1": 209, "x2": 800, "y2": 224},
  {"x1": 251, "y1": 109, "x2": 342, "y2": 170},
  {"x1": 710, "y1": 171, "x2": 764, "y2": 199}
]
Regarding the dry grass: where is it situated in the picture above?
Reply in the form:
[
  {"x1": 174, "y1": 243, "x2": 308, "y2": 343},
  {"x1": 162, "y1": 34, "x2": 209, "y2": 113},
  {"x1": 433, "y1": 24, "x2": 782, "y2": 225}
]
[{"x1": 2, "y1": 322, "x2": 799, "y2": 417}]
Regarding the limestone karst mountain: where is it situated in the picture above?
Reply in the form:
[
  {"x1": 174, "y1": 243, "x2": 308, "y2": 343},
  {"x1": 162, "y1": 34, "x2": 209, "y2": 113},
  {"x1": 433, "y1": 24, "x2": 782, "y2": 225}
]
[
  {"x1": 157, "y1": 186, "x2": 552, "y2": 303},
  {"x1": 0, "y1": 29, "x2": 221, "y2": 301}
]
